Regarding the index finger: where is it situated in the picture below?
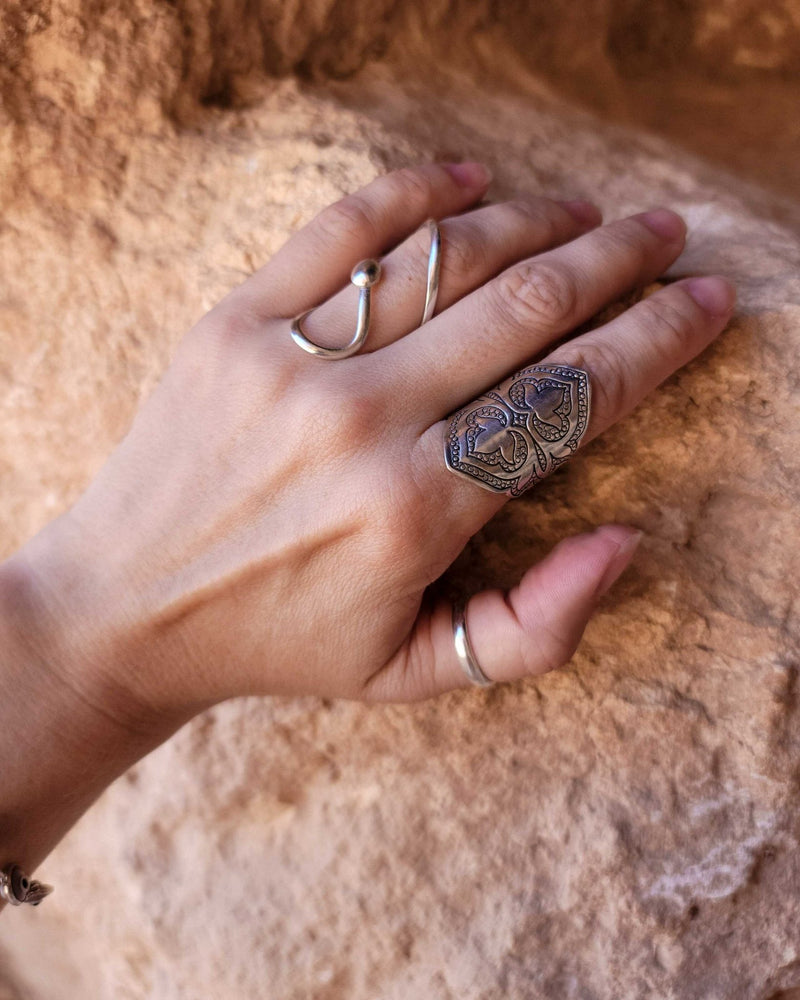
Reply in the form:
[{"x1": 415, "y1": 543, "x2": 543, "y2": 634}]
[{"x1": 241, "y1": 162, "x2": 492, "y2": 318}]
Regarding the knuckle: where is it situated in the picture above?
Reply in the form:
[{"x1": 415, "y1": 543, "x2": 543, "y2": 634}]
[
  {"x1": 442, "y1": 219, "x2": 491, "y2": 278},
  {"x1": 522, "y1": 618, "x2": 578, "y2": 675},
  {"x1": 200, "y1": 298, "x2": 259, "y2": 348},
  {"x1": 493, "y1": 261, "x2": 578, "y2": 333},
  {"x1": 498, "y1": 198, "x2": 537, "y2": 225},
  {"x1": 315, "y1": 195, "x2": 379, "y2": 249},
  {"x1": 603, "y1": 220, "x2": 652, "y2": 270},
  {"x1": 502, "y1": 199, "x2": 559, "y2": 243},
  {"x1": 388, "y1": 167, "x2": 434, "y2": 206},
  {"x1": 553, "y1": 339, "x2": 629, "y2": 420},
  {"x1": 642, "y1": 290, "x2": 697, "y2": 356},
  {"x1": 322, "y1": 379, "x2": 384, "y2": 448}
]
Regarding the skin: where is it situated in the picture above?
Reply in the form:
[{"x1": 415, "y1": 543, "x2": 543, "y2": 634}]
[{"x1": 0, "y1": 162, "x2": 735, "y2": 901}]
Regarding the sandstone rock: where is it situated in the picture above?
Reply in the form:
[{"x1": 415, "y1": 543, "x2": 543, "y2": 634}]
[{"x1": 2, "y1": 3, "x2": 800, "y2": 999}]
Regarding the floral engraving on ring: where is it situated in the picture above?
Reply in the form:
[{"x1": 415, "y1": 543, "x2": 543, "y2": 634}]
[{"x1": 445, "y1": 364, "x2": 591, "y2": 496}]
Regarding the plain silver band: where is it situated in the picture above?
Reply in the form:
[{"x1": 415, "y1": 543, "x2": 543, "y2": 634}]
[
  {"x1": 452, "y1": 601, "x2": 494, "y2": 687},
  {"x1": 421, "y1": 218, "x2": 441, "y2": 325}
]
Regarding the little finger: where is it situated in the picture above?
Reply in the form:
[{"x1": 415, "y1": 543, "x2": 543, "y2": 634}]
[
  {"x1": 242, "y1": 162, "x2": 492, "y2": 319},
  {"x1": 363, "y1": 524, "x2": 641, "y2": 700}
]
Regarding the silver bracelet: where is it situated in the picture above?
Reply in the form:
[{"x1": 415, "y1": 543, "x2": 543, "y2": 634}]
[{"x1": 0, "y1": 863, "x2": 53, "y2": 906}]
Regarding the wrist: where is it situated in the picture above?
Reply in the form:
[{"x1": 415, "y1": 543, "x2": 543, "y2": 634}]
[
  {"x1": 1, "y1": 516, "x2": 198, "y2": 744},
  {"x1": 0, "y1": 540, "x2": 189, "y2": 884}
]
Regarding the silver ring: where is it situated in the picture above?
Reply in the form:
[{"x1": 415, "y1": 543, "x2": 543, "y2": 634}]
[
  {"x1": 289, "y1": 218, "x2": 442, "y2": 360},
  {"x1": 290, "y1": 258, "x2": 381, "y2": 359},
  {"x1": 1, "y1": 863, "x2": 53, "y2": 907},
  {"x1": 444, "y1": 364, "x2": 591, "y2": 497},
  {"x1": 453, "y1": 601, "x2": 494, "y2": 687},
  {"x1": 421, "y1": 218, "x2": 441, "y2": 325}
]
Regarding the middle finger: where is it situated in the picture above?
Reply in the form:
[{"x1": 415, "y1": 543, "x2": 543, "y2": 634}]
[
  {"x1": 383, "y1": 208, "x2": 687, "y2": 422},
  {"x1": 293, "y1": 197, "x2": 600, "y2": 354}
]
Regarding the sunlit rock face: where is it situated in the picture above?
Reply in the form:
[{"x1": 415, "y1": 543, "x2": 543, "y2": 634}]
[{"x1": 2, "y1": 3, "x2": 800, "y2": 999}]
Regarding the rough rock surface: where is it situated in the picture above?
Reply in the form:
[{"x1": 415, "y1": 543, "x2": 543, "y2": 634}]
[{"x1": 2, "y1": 3, "x2": 800, "y2": 999}]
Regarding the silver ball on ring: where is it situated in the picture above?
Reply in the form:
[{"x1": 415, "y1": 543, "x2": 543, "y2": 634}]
[{"x1": 350, "y1": 258, "x2": 382, "y2": 289}]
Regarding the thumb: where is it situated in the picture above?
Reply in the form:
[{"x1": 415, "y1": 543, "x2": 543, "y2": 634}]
[{"x1": 366, "y1": 524, "x2": 642, "y2": 702}]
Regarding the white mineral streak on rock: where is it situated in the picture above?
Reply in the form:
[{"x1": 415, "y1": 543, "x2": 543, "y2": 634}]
[{"x1": 644, "y1": 823, "x2": 791, "y2": 909}]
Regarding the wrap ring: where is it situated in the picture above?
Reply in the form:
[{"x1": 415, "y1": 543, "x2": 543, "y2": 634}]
[
  {"x1": 444, "y1": 363, "x2": 591, "y2": 498},
  {"x1": 290, "y1": 218, "x2": 442, "y2": 359}
]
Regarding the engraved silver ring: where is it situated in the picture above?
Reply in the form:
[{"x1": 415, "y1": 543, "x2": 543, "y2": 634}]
[
  {"x1": 444, "y1": 363, "x2": 591, "y2": 498},
  {"x1": 290, "y1": 218, "x2": 442, "y2": 359},
  {"x1": 448, "y1": 364, "x2": 591, "y2": 686}
]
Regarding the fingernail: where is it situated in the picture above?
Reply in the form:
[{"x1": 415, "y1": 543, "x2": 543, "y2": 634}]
[
  {"x1": 683, "y1": 275, "x2": 736, "y2": 317},
  {"x1": 442, "y1": 161, "x2": 493, "y2": 188},
  {"x1": 637, "y1": 208, "x2": 686, "y2": 242},
  {"x1": 596, "y1": 527, "x2": 644, "y2": 597},
  {"x1": 557, "y1": 199, "x2": 603, "y2": 228}
]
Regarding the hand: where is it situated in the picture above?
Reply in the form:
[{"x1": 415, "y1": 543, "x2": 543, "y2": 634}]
[{"x1": 10, "y1": 162, "x2": 735, "y2": 724}]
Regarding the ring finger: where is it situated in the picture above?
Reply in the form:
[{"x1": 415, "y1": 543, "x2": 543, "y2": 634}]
[
  {"x1": 293, "y1": 196, "x2": 602, "y2": 353},
  {"x1": 417, "y1": 272, "x2": 736, "y2": 526}
]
